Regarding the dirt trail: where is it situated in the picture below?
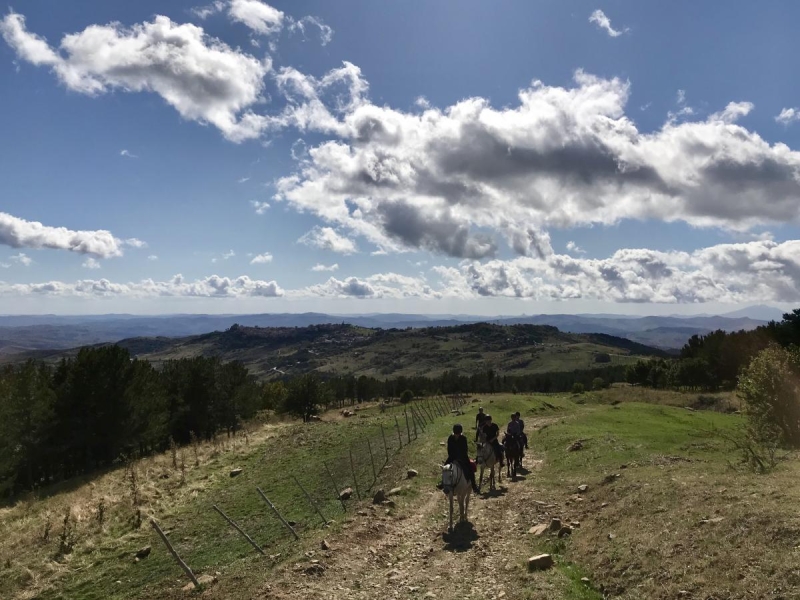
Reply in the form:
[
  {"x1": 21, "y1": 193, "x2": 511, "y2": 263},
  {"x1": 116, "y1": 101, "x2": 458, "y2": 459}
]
[{"x1": 255, "y1": 440, "x2": 565, "y2": 600}]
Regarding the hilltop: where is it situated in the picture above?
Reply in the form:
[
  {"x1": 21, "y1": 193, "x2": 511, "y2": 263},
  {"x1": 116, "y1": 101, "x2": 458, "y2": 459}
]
[{"x1": 93, "y1": 322, "x2": 667, "y2": 379}]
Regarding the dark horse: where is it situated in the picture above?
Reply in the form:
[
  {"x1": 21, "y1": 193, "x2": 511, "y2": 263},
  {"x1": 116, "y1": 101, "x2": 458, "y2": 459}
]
[{"x1": 503, "y1": 434, "x2": 523, "y2": 480}]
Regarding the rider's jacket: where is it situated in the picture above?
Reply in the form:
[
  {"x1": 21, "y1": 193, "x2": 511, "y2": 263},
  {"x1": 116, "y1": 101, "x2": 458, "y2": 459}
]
[{"x1": 506, "y1": 420, "x2": 521, "y2": 436}]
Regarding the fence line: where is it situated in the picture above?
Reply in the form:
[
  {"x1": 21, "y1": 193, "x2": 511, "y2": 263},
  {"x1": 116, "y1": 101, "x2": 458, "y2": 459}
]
[{"x1": 147, "y1": 395, "x2": 468, "y2": 583}]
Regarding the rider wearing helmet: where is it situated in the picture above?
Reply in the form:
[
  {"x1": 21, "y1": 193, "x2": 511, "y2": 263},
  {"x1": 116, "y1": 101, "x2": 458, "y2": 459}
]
[{"x1": 446, "y1": 424, "x2": 479, "y2": 493}]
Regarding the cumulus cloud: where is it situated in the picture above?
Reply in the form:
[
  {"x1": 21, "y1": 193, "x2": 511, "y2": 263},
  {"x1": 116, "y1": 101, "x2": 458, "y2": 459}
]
[
  {"x1": 250, "y1": 200, "x2": 271, "y2": 214},
  {"x1": 1, "y1": 12, "x2": 273, "y2": 142},
  {"x1": 0, "y1": 212, "x2": 123, "y2": 258},
  {"x1": 432, "y1": 239, "x2": 800, "y2": 304},
  {"x1": 589, "y1": 9, "x2": 628, "y2": 37},
  {"x1": 298, "y1": 226, "x2": 358, "y2": 254},
  {"x1": 124, "y1": 238, "x2": 148, "y2": 248},
  {"x1": 82, "y1": 257, "x2": 101, "y2": 269},
  {"x1": 274, "y1": 69, "x2": 800, "y2": 260},
  {"x1": 10, "y1": 253, "x2": 32, "y2": 267},
  {"x1": 250, "y1": 252, "x2": 273, "y2": 264},
  {"x1": 120, "y1": 149, "x2": 138, "y2": 158},
  {"x1": 222, "y1": 249, "x2": 236, "y2": 259},
  {"x1": 776, "y1": 107, "x2": 800, "y2": 126},
  {"x1": 289, "y1": 15, "x2": 334, "y2": 46},
  {"x1": 228, "y1": 0, "x2": 284, "y2": 35},
  {"x1": 311, "y1": 263, "x2": 339, "y2": 272},
  {"x1": 566, "y1": 241, "x2": 586, "y2": 254},
  {"x1": 0, "y1": 273, "x2": 284, "y2": 298},
  {"x1": 303, "y1": 272, "x2": 441, "y2": 299}
]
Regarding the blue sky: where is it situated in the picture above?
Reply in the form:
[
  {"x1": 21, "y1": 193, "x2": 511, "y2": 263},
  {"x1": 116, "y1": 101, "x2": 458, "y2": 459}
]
[{"x1": 2, "y1": 0, "x2": 800, "y2": 315}]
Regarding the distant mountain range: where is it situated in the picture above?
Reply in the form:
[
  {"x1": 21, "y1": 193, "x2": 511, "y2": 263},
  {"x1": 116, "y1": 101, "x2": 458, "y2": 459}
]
[{"x1": 0, "y1": 304, "x2": 787, "y2": 354}]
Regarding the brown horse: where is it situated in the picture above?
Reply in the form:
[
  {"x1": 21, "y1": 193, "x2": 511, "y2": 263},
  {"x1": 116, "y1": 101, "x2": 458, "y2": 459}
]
[{"x1": 503, "y1": 434, "x2": 523, "y2": 480}]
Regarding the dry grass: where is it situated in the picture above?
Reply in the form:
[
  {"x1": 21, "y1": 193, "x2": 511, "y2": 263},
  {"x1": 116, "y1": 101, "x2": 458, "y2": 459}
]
[{"x1": 0, "y1": 417, "x2": 283, "y2": 600}]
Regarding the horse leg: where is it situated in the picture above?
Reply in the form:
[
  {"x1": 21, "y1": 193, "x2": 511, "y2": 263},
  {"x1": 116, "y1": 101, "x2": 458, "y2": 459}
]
[
  {"x1": 478, "y1": 465, "x2": 484, "y2": 492},
  {"x1": 458, "y1": 492, "x2": 465, "y2": 523},
  {"x1": 465, "y1": 488, "x2": 471, "y2": 522},
  {"x1": 448, "y1": 492, "x2": 454, "y2": 532}
]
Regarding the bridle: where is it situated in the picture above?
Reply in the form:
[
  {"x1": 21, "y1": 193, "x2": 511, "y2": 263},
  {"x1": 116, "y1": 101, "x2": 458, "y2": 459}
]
[{"x1": 442, "y1": 462, "x2": 463, "y2": 494}]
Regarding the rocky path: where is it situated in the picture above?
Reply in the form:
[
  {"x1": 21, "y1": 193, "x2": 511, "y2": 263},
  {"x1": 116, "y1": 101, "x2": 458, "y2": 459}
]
[{"x1": 255, "y1": 448, "x2": 572, "y2": 600}]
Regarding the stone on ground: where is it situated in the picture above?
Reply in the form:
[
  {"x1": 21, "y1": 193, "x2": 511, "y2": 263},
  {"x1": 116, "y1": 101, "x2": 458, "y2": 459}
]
[
  {"x1": 528, "y1": 524, "x2": 548, "y2": 536},
  {"x1": 407, "y1": 469, "x2": 418, "y2": 479},
  {"x1": 339, "y1": 487, "x2": 353, "y2": 501},
  {"x1": 372, "y1": 489, "x2": 387, "y2": 504},
  {"x1": 549, "y1": 517, "x2": 562, "y2": 531},
  {"x1": 134, "y1": 546, "x2": 151, "y2": 559},
  {"x1": 229, "y1": 468, "x2": 243, "y2": 478},
  {"x1": 527, "y1": 554, "x2": 555, "y2": 570},
  {"x1": 577, "y1": 484, "x2": 588, "y2": 493}
]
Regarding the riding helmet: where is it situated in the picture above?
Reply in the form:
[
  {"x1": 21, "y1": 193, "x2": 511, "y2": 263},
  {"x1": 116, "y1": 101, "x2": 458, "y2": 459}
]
[{"x1": 453, "y1": 423, "x2": 463, "y2": 434}]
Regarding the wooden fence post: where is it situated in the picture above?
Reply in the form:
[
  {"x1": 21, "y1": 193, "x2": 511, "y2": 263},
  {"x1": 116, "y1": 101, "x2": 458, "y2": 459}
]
[
  {"x1": 413, "y1": 404, "x2": 427, "y2": 427},
  {"x1": 323, "y1": 461, "x2": 347, "y2": 512},
  {"x1": 150, "y1": 519, "x2": 200, "y2": 588},
  {"x1": 380, "y1": 424, "x2": 390, "y2": 464},
  {"x1": 256, "y1": 487, "x2": 299, "y2": 540},
  {"x1": 349, "y1": 446, "x2": 362, "y2": 501},
  {"x1": 423, "y1": 402, "x2": 435, "y2": 422},
  {"x1": 212, "y1": 505, "x2": 265, "y2": 555},
  {"x1": 404, "y1": 409, "x2": 412, "y2": 444},
  {"x1": 292, "y1": 475, "x2": 328, "y2": 526},
  {"x1": 366, "y1": 438, "x2": 378, "y2": 488},
  {"x1": 394, "y1": 415, "x2": 403, "y2": 449},
  {"x1": 410, "y1": 408, "x2": 418, "y2": 439}
]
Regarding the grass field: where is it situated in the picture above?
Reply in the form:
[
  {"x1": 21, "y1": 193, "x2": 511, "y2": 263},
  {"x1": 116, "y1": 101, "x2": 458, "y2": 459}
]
[{"x1": 2, "y1": 388, "x2": 798, "y2": 599}]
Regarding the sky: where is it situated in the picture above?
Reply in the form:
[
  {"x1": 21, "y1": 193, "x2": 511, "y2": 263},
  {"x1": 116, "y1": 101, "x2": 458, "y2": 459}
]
[{"x1": 3, "y1": 0, "x2": 800, "y2": 316}]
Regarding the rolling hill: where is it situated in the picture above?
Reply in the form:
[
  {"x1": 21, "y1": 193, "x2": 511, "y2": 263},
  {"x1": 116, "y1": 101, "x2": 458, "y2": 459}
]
[{"x1": 7, "y1": 322, "x2": 669, "y2": 379}]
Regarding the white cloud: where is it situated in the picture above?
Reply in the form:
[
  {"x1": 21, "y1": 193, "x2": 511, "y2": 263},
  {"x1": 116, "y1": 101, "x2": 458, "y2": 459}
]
[
  {"x1": 311, "y1": 263, "x2": 338, "y2": 272},
  {"x1": 148, "y1": 255, "x2": 159, "y2": 261},
  {"x1": 776, "y1": 107, "x2": 800, "y2": 126},
  {"x1": 0, "y1": 262, "x2": 9, "y2": 269},
  {"x1": 0, "y1": 212, "x2": 123, "y2": 258},
  {"x1": 82, "y1": 257, "x2": 101, "y2": 269},
  {"x1": 250, "y1": 252, "x2": 273, "y2": 264},
  {"x1": 251, "y1": 200, "x2": 270, "y2": 214},
  {"x1": 303, "y1": 272, "x2": 440, "y2": 299},
  {"x1": 430, "y1": 239, "x2": 800, "y2": 304},
  {"x1": 298, "y1": 226, "x2": 358, "y2": 254},
  {"x1": 566, "y1": 241, "x2": 586, "y2": 254},
  {"x1": 222, "y1": 249, "x2": 236, "y2": 260},
  {"x1": 589, "y1": 9, "x2": 628, "y2": 37},
  {"x1": 288, "y1": 15, "x2": 334, "y2": 46},
  {"x1": 120, "y1": 149, "x2": 138, "y2": 158},
  {"x1": 10, "y1": 252, "x2": 32, "y2": 267},
  {"x1": 228, "y1": 0, "x2": 284, "y2": 35},
  {"x1": 238, "y1": 176, "x2": 251, "y2": 183},
  {"x1": 1, "y1": 12, "x2": 273, "y2": 142},
  {"x1": 676, "y1": 89, "x2": 686, "y2": 105},
  {"x1": 124, "y1": 238, "x2": 148, "y2": 248},
  {"x1": 191, "y1": 1, "x2": 226, "y2": 20},
  {"x1": 274, "y1": 70, "x2": 800, "y2": 260},
  {"x1": 0, "y1": 273, "x2": 284, "y2": 298}
]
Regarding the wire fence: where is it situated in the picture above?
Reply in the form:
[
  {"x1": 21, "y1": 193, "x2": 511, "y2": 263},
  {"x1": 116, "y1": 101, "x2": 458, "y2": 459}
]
[{"x1": 148, "y1": 395, "x2": 469, "y2": 589}]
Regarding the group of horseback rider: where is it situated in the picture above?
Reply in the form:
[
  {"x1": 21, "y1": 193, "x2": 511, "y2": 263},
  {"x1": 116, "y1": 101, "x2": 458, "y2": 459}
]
[{"x1": 444, "y1": 406, "x2": 529, "y2": 493}]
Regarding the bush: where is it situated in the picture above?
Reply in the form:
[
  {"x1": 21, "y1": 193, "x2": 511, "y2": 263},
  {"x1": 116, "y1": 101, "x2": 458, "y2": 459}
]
[
  {"x1": 572, "y1": 383, "x2": 585, "y2": 394},
  {"x1": 400, "y1": 389, "x2": 414, "y2": 404},
  {"x1": 592, "y1": 377, "x2": 606, "y2": 391},
  {"x1": 594, "y1": 353, "x2": 611, "y2": 363},
  {"x1": 738, "y1": 345, "x2": 800, "y2": 448}
]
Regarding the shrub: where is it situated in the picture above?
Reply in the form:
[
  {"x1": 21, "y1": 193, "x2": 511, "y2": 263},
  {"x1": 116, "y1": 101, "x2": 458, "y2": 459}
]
[
  {"x1": 572, "y1": 383, "x2": 585, "y2": 394},
  {"x1": 594, "y1": 353, "x2": 611, "y2": 363},
  {"x1": 400, "y1": 389, "x2": 414, "y2": 404},
  {"x1": 738, "y1": 345, "x2": 800, "y2": 448},
  {"x1": 592, "y1": 377, "x2": 606, "y2": 391}
]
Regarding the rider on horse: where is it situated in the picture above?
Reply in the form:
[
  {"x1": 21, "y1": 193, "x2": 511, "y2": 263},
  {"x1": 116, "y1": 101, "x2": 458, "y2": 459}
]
[
  {"x1": 445, "y1": 424, "x2": 479, "y2": 493},
  {"x1": 475, "y1": 407, "x2": 487, "y2": 441},
  {"x1": 480, "y1": 415, "x2": 504, "y2": 467},
  {"x1": 515, "y1": 411, "x2": 529, "y2": 454},
  {"x1": 505, "y1": 413, "x2": 523, "y2": 458}
]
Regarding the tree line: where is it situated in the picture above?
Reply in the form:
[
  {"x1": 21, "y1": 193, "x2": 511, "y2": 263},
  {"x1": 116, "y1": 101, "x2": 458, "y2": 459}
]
[
  {"x1": 0, "y1": 342, "x2": 630, "y2": 497},
  {"x1": 624, "y1": 309, "x2": 800, "y2": 391}
]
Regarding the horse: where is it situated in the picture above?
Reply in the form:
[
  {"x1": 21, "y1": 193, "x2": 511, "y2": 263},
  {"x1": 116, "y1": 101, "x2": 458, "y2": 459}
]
[
  {"x1": 475, "y1": 433, "x2": 502, "y2": 492},
  {"x1": 503, "y1": 434, "x2": 523, "y2": 480},
  {"x1": 441, "y1": 461, "x2": 471, "y2": 532}
]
